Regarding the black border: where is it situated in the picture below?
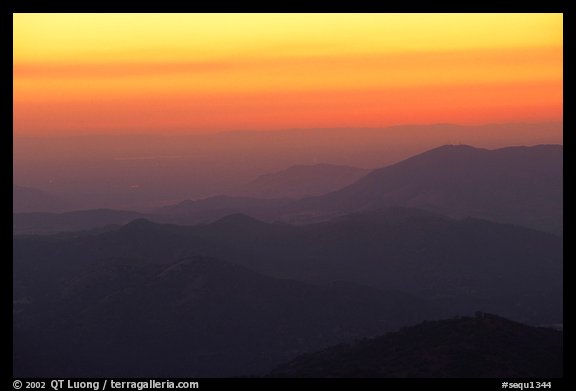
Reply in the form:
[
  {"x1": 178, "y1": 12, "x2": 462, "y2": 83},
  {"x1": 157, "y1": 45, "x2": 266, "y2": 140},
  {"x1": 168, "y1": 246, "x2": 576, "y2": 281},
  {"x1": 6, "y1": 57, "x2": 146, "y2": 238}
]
[{"x1": 6, "y1": 5, "x2": 15, "y2": 384}]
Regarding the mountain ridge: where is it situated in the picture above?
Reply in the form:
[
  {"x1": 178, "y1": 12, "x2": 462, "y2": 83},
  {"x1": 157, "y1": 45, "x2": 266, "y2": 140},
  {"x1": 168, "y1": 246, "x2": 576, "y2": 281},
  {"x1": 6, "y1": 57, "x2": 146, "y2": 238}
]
[
  {"x1": 280, "y1": 144, "x2": 562, "y2": 233},
  {"x1": 269, "y1": 312, "x2": 563, "y2": 378},
  {"x1": 14, "y1": 206, "x2": 562, "y2": 325}
]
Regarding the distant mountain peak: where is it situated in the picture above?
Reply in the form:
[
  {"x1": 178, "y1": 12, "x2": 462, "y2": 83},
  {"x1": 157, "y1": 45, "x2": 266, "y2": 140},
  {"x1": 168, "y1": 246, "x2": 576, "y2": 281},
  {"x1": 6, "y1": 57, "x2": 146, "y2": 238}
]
[
  {"x1": 414, "y1": 144, "x2": 485, "y2": 159},
  {"x1": 431, "y1": 144, "x2": 480, "y2": 151},
  {"x1": 286, "y1": 143, "x2": 562, "y2": 234},
  {"x1": 119, "y1": 218, "x2": 160, "y2": 233}
]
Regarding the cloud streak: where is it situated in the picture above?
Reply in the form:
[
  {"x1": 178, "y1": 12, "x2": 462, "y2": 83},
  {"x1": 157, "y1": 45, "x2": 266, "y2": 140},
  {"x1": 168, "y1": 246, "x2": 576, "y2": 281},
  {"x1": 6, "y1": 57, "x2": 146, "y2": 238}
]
[{"x1": 14, "y1": 46, "x2": 562, "y2": 79}]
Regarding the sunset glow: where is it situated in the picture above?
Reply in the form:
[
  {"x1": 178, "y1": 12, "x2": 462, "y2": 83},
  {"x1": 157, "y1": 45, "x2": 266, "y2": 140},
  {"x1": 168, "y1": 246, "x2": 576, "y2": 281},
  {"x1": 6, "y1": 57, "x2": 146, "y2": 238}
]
[{"x1": 13, "y1": 13, "x2": 563, "y2": 135}]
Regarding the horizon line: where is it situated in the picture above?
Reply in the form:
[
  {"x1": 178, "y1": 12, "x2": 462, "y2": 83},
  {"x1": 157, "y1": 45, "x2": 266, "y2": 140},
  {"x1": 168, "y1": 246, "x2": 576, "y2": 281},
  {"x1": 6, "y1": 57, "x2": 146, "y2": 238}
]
[{"x1": 13, "y1": 119, "x2": 564, "y2": 138}]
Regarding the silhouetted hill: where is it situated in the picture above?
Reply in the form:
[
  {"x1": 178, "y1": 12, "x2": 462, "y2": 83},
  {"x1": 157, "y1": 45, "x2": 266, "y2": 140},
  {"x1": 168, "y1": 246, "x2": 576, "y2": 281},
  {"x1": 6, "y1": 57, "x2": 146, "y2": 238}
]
[
  {"x1": 269, "y1": 313, "x2": 562, "y2": 378},
  {"x1": 234, "y1": 164, "x2": 370, "y2": 199},
  {"x1": 13, "y1": 209, "x2": 151, "y2": 235},
  {"x1": 283, "y1": 145, "x2": 562, "y2": 234},
  {"x1": 14, "y1": 208, "x2": 562, "y2": 324},
  {"x1": 14, "y1": 255, "x2": 433, "y2": 377},
  {"x1": 13, "y1": 185, "x2": 72, "y2": 213},
  {"x1": 157, "y1": 195, "x2": 292, "y2": 223}
]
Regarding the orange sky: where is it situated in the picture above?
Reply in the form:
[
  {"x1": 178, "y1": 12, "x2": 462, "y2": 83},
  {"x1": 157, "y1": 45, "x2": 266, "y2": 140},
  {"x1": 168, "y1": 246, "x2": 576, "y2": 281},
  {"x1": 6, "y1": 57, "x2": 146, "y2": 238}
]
[{"x1": 13, "y1": 13, "x2": 563, "y2": 135}]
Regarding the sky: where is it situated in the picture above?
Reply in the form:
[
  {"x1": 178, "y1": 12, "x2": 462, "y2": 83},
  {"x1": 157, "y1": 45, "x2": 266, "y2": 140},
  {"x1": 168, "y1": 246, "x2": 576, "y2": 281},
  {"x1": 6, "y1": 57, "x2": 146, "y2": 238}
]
[{"x1": 13, "y1": 13, "x2": 562, "y2": 135}]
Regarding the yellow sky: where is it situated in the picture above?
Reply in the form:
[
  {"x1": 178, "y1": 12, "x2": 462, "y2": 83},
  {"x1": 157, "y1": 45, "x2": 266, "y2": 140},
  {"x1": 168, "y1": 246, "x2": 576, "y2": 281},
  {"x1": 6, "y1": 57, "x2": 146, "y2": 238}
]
[{"x1": 13, "y1": 13, "x2": 563, "y2": 134}]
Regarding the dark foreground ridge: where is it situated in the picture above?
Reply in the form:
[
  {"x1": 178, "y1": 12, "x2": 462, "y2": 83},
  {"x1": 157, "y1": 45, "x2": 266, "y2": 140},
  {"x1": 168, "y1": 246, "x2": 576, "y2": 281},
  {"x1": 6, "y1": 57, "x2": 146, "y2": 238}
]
[
  {"x1": 269, "y1": 312, "x2": 563, "y2": 378},
  {"x1": 14, "y1": 255, "x2": 434, "y2": 377}
]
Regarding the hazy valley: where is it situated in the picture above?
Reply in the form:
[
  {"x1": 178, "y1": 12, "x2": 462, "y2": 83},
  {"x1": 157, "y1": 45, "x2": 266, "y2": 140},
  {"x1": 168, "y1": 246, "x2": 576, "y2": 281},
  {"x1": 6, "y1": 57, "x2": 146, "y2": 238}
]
[{"x1": 13, "y1": 138, "x2": 563, "y2": 378}]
